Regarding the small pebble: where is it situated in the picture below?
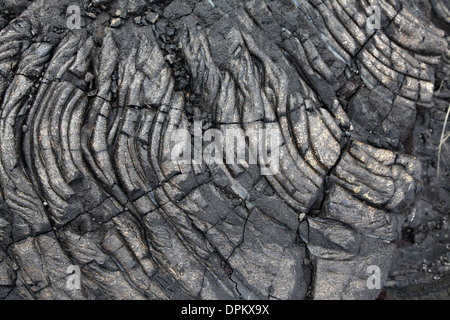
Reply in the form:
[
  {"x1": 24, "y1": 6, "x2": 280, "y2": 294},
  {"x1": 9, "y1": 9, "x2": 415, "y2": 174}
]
[
  {"x1": 133, "y1": 16, "x2": 142, "y2": 25},
  {"x1": 178, "y1": 79, "x2": 189, "y2": 90},
  {"x1": 110, "y1": 18, "x2": 122, "y2": 28},
  {"x1": 166, "y1": 26, "x2": 175, "y2": 36},
  {"x1": 86, "y1": 12, "x2": 97, "y2": 19},
  {"x1": 127, "y1": 4, "x2": 138, "y2": 14},
  {"x1": 84, "y1": 72, "x2": 94, "y2": 83},
  {"x1": 145, "y1": 12, "x2": 159, "y2": 24},
  {"x1": 165, "y1": 54, "x2": 175, "y2": 64}
]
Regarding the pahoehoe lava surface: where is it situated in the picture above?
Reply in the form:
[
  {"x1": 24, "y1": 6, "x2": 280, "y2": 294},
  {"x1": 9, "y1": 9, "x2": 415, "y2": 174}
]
[{"x1": 0, "y1": 0, "x2": 447, "y2": 300}]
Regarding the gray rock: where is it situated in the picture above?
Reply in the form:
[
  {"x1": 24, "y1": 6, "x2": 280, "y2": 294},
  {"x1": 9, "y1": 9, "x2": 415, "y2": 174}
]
[
  {"x1": 0, "y1": 0, "x2": 446, "y2": 301},
  {"x1": 110, "y1": 17, "x2": 123, "y2": 28},
  {"x1": 145, "y1": 12, "x2": 159, "y2": 24}
]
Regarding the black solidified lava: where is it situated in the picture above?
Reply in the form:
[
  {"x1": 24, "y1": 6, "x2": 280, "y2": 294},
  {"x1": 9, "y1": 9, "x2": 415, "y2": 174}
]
[{"x1": 0, "y1": 0, "x2": 448, "y2": 300}]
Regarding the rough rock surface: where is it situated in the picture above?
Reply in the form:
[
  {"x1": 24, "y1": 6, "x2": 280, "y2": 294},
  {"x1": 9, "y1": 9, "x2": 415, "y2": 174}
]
[
  {"x1": 384, "y1": 0, "x2": 450, "y2": 300},
  {"x1": 0, "y1": 0, "x2": 447, "y2": 300}
]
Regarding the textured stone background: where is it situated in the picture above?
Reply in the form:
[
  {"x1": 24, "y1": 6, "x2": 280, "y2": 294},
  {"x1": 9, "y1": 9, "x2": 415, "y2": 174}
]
[
  {"x1": 0, "y1": 0, "x2": 448, "y2": 300},
  {"x1": 384, "y1": 1, "x2": 450, "y2": 298}
]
